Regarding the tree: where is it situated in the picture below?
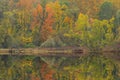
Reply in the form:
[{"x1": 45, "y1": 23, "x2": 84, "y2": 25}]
[
  {"x1": 0, "y1": 0, "x2": 10, "y2": 22},
  {"x1": 48, "y1": 1, "x2": 68, "y2": 31},
  {"x1": 68, "y1": 0, "x2": 104, "y2": 18},
  {"x1": 64, "y1": 13, "x2": 115, "y2": 50},
  {"x1": 113, "y1": 10, "x2": 120, "y2": 36},
  {"x1": 31, "y1": 2, "x2": 55, "y2": 45},
  {"x1": 64, "y1": 13, "x2": 89, "y2": 46},
  {"x1": 13, "y1": 0, "x2": 36, "y2": 47},
  {"x1": 115, "y1": 10, "x2": 120, "y2": 27},
  {"x1": 98, "y1": 1, "x2": 114, "y2": 20},
  {"x1": 0, "y1": 11, "x2": 14, "y2": 48},
  {"x1": 0, "y1": 0, "x2": 9, "y2": 12}
]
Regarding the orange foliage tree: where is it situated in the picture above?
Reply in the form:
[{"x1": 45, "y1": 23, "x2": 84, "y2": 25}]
[{"x1": 31, "y1": 2, "x2": 54, "y2": 43}]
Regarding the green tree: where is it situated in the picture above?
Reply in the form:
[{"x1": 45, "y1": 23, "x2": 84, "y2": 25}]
[
  {"x1": 115, "y1": 10, "x2": 120, "y2": 27},
  {"x1": 0, "y1": 11, "x2": 14, "y2": 48},
  {"x1": 99, "y1": 1, "x2": 114, "y2": 20},
  {"x1": 113, "y1": 10, "x2": 120, "y2": 37}
]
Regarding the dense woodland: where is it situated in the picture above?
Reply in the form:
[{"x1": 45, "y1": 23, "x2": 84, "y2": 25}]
[
  {"x1": 0, "y1": 0, "x2": 120, "y2": 80},
  {"x1": 0, "y1": 0, "x2": 120, "y2": 50}
]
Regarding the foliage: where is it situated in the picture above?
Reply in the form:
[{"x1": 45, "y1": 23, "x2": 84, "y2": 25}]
[
  {"x1": 99, "y1": 1, "x2": 114, "y2": 20},
  {"x1": 0, "y1": 0, "x2": 120, "y2": 80},
  {"x1": 68, "y1": 0, "x2": 104, "y2": 18},
  {"x1": 0, "y1": 0, "x2": 120, "y2": 49},
  {"x1": 64, "y1": 13, "x2": 115, "y2": 50}
]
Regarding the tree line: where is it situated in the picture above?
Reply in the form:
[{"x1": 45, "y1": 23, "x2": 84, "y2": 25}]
[{"x1": 0, "y1": 0, "x2": 120, "y2": 50}]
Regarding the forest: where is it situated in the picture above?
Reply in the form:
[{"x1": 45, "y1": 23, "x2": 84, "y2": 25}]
[
  {"x1": 0, "y1": 0, "x2": 120, "y2": 80},
  {"x1": 0, "y1": 0, "x2": 120, "y2": 49}
]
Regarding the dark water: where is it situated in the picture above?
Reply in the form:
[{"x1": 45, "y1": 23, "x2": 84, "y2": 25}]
[{"x1": 0, "y1": 53, "x2": 120, "y2": 80}]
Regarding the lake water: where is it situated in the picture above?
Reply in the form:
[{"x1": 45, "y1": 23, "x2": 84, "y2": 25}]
[{"x1": 0, "y1": 52, "x2": 120, "y2": 80}]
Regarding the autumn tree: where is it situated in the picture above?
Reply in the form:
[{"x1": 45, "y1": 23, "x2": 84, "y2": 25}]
[
  {"x1": 64, "y1": 13, "x2": 115, "y2": 50},
  {"x1": 12, "y1": 0, "x2": 36, "y2": 47},
  {"x1": 47, "y1": 1, "x2": 67, "y2": 31},
  {"x1": 31, "y1": 1, "x2": 55, "y2": 46},
  {"x1": 43, "y1": 1, "x2": 80, "y2": 47}
]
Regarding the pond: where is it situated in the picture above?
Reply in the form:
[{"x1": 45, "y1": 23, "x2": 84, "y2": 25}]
[{"x1": 0, "y1": 52, "x2": 120, "y2": 80}]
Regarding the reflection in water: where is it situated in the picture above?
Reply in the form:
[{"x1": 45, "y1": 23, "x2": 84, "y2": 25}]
[{"x1": 0, "y1": 53, "x2": 120, "y2": 80}]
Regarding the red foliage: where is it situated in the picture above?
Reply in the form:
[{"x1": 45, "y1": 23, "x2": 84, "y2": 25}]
[
  {"x1": 40, "y1": 26, "x2": 53, "y2": 41},
  {"x1": 31, "y1": 3, "x2": 55, "y2": 41},
  {"x1": 40, "y1": 5, "x2": 55, "y2": 41},
  {"x1": 37, "y1": 4, "x2": 43, "y2": 13}
]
